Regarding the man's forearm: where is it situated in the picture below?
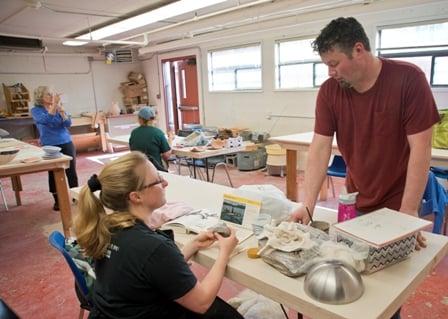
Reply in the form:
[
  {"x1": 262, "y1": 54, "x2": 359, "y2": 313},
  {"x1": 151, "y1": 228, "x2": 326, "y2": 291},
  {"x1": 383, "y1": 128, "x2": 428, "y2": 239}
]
[
  {"x1": 400, "y1": 157, "x2": 430, "y2": 215},
  {"x1": 400, "y1": 130, "x2": 432, "y2": 215},
  {"x1": 304, "y1": 138, "x2": 332, "y2": 212}
]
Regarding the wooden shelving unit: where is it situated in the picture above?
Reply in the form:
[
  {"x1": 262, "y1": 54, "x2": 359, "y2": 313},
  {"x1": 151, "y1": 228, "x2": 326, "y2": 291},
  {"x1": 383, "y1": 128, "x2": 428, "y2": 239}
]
[{"x1": 2, "y1": 83, "x2": 30, "y2": 117}]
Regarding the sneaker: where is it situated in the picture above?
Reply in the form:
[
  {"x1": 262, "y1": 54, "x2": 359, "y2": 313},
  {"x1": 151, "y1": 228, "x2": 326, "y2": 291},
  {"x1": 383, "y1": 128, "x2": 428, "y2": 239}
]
[{"x1": 53, "y1": 202, "x2": 59, "y2": 211}]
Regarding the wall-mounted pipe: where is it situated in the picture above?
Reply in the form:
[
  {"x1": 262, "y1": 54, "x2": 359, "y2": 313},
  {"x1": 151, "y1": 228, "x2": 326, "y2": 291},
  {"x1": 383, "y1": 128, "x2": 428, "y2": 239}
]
[{"x1": 267, "y1": 113, "x2": 315, "y2": 120}]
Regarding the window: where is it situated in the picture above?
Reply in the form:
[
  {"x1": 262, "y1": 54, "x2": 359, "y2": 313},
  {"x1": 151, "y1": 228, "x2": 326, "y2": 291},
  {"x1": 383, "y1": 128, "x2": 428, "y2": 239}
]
[
  {"x1": 208, "y1": 44, "x2": 261, "y2": 91},
  {"x1": 275, "y1": 38, "x2": 327, "y2": 89},
  {"x1": 377, "y1": 21, "x2": 448, "y2": 87}
]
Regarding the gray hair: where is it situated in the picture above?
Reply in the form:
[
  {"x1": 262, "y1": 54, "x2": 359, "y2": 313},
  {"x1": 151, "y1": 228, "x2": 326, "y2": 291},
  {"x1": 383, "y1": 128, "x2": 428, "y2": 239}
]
[{"x1": 34, "y1": 86, "x2": 53, "y2": 105}]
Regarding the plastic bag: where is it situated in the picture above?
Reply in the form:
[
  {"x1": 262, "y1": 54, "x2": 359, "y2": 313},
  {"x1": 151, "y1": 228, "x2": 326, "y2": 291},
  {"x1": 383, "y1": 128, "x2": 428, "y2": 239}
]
[
  {"x1": 257, "y1": 223, "x2": 330, "y2": 277},
  {"x1": 258, "y1": 223, "x2": 367, "y2": 277},
  {"x1": 173, "y1": 131, "x2": 213, "y2": 147},
  {"x1": 238, "y1": 184, "x2": 296, "y2": 223}
]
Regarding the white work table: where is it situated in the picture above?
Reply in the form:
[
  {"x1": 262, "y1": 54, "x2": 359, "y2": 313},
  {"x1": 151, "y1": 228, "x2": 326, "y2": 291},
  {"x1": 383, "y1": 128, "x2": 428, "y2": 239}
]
[
  {"x1": 70, "y1": 173, "x2": 448, "y2": 319},
  {"x1": 106, "y1": 134, "x2": 245, "y2": 181},
  {"x1": 270, "y1": 131, "x2": 448, "y2": 202}
]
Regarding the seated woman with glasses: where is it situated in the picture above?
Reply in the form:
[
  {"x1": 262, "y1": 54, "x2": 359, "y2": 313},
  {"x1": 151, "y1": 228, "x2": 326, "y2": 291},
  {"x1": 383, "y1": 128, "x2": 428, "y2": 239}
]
[{"x1": 75, "y1": 151, "x2": 243, "y2": 319}]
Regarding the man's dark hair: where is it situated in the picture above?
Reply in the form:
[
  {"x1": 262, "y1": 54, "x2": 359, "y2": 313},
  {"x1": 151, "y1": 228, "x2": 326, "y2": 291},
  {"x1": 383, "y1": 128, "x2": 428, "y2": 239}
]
[{"x1": 312, "y1": 17, "x2": 371, "y2": 56}]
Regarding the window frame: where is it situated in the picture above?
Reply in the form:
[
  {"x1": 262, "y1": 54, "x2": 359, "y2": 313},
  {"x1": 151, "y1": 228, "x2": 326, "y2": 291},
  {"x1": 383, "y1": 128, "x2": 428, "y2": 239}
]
[
  {"x1": 207, "y1": 43, "x2": 262, "y2": 92},
  {"x1": 274, "y1": 37, "x2": 326, "y2": 90},
  {"x1": 376, "y1": 21, "x2": 448, "y2": 88}
]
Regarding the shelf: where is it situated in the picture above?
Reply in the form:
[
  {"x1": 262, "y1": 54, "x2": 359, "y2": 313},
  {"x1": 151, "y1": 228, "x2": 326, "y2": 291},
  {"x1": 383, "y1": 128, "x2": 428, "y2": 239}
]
[{"x1": 2, "y1": 83, "x2": 30, "y2": 116}]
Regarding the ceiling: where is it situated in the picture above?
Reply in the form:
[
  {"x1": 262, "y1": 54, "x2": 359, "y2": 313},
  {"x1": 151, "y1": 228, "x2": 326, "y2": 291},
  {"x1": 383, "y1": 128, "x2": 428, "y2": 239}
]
[
  {"x1": 0, "y1": 0, "x2": 271, "y2": 51},
  {"x1": 0, "y1": 0, "x2": 381, "y2": 53}
]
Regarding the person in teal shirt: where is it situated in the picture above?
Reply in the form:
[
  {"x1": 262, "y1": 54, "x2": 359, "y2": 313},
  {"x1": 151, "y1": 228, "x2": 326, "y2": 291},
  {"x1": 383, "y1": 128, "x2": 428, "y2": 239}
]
[{"x1": 129, "y1": 107, "x2": 171, "y2": 170}]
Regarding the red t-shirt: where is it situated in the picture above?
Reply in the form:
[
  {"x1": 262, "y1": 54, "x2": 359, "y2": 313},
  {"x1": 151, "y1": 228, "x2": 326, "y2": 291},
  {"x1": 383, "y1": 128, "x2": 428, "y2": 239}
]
[{"x1": 315, "y1": 58, "x2": 440, "y2": 212}]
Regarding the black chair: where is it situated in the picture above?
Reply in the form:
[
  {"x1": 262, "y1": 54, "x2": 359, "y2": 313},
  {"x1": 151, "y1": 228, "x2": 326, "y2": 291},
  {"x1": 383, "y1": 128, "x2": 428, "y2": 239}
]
[
  {"x1": 189, "y1": 156, "x2": 234, "y2": 187},
  {"x1": 0, "y1": 299, "x2": 19, "y2": 319}
]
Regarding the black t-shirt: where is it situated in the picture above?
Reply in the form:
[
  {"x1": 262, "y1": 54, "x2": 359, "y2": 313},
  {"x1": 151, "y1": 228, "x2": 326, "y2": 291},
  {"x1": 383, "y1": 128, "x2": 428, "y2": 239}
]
[{"x1": 90, "y1": 221, "x2": 197, "y2": 319}]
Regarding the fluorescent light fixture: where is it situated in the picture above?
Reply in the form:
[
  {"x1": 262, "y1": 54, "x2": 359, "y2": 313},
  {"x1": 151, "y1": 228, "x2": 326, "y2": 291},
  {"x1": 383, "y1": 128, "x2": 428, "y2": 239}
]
[
  {"x1": 62, "y1": 40, "x2": 88, "y2": 46},
  {"x1": 64, "y1": 0, "x2": 226, "y2": 46}
]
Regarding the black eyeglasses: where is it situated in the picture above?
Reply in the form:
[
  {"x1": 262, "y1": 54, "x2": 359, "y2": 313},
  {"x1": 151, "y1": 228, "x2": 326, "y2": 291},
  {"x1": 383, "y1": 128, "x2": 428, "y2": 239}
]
[{"x1": 140, "y1": 174, "x2": 164, "y2": 190}]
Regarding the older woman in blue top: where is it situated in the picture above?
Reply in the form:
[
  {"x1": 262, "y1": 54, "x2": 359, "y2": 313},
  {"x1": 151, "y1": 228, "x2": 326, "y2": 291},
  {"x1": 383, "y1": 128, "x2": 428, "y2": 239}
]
[{"x1": 31, "y1": 86, "x2": 79, "y2": 211}]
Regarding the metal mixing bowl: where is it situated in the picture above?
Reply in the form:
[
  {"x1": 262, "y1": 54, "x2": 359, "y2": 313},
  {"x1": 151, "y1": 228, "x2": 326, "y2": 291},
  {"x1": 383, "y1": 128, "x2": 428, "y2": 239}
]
[{"x1": 304, "y1": 260, "x2": 364, "y2": 304}]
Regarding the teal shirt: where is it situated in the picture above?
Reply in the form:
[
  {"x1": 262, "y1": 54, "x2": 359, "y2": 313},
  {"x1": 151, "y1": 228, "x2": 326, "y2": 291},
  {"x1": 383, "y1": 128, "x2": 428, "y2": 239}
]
[{"x1": 129, "y1": 125, "x2": 171, "y2": 167}]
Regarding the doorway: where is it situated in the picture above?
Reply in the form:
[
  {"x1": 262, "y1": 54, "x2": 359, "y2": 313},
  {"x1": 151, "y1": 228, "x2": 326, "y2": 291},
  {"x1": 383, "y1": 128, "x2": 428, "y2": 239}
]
[{"x1": 161, "y1": 55, "x2": 200, "y2": 134}]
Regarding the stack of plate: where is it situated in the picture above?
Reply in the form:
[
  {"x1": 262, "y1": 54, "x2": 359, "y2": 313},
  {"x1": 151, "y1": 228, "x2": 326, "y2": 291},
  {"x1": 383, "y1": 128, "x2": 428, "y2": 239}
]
[{"x1": 42, "y1": 145, "x2": 62, "y2": 160}]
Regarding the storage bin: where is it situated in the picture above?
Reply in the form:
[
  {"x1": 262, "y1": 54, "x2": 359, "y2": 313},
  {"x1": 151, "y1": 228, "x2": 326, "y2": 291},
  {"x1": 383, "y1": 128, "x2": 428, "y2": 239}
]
[
  {"x1": 237, "y1": 148, "x2": 266, "y2": 171},
  {"x1": 266, "y1": 144, "x2": 286, "y2": 176}
]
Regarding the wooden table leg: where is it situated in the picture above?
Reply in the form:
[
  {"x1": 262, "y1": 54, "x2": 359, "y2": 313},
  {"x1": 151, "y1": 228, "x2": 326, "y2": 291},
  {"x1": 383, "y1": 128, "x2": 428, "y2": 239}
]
[
  {"x1": 99, "y1": 121, "x2": 107, "y2": 152},
  {"x1": 286, "y1": 150, "x2": 298, "y2": 202},
  {"x1": 53, "y1": 168, "x2": 72, "y2": 238},
  {"x1": 11, "y1": 175, "x2": 22, "y2": 206}
]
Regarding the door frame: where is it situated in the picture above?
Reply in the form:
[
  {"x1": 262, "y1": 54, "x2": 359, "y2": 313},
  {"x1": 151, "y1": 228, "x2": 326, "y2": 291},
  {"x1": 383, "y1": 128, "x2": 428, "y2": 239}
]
[{"x1": 159, "y1": 49, "x2": 203, "y2": 133}]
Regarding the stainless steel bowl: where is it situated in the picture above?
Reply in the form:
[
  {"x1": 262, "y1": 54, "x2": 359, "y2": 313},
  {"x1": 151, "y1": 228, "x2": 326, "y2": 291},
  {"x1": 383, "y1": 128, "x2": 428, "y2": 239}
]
[{"x1": 304, "y1": 260, "x2": 364, "y2": 304}]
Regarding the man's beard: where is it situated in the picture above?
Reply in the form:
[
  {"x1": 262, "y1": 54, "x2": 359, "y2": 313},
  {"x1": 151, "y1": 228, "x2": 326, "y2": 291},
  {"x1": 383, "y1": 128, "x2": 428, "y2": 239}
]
[{"x1": 338, "y1": 79, "x2": 352, "y2": 89}]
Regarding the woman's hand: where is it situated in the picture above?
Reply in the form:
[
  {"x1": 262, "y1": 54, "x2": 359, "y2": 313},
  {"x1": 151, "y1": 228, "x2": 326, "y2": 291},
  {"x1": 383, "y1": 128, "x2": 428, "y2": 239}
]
[
  {"x1": 182, "y1": 231, "x2": 216, "y2": 261},
  {"x1": 192, "y1": 231, "x2": 216, "y2": 251},
  {"x1": 53, "y1": 93, "x2": 61, "y2": 106},
  {"x1": 215, "y1": 227, "x2": 238, "y2": 257}
]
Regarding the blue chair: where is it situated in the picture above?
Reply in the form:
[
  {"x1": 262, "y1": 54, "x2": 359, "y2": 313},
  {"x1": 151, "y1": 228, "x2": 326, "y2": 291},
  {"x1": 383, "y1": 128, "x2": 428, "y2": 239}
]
[
  {"x1": 420, "y1": 172, "x2": 448, "y2": 235},
  {"x1": 327, "y1": 155, "x2": 347, "y2": 197},
  {"x1": 49, "y1": 231, "x2": 91, "y2": 319},
  {"x1": 430, "y1": 166, "x2": 448, "y2": 180}
]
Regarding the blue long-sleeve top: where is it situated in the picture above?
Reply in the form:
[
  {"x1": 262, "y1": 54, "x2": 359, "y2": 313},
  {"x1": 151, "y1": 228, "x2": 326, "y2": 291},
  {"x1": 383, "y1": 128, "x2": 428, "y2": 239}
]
[{"x1": 31, "y1": 104, "x2": 72, "y2": 146}]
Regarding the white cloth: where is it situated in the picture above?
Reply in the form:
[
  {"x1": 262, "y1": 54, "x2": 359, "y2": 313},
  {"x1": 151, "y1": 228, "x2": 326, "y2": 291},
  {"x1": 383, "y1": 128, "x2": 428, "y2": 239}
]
[{"x1": 258, "y1": 221, "x2": 316, "y2": 254}]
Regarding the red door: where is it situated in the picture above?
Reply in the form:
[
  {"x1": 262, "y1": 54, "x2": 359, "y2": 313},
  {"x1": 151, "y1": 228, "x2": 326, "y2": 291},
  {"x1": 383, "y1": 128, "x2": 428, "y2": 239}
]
[{"x1": 177, "y1": 58, "x2": 200, "y2": 125}]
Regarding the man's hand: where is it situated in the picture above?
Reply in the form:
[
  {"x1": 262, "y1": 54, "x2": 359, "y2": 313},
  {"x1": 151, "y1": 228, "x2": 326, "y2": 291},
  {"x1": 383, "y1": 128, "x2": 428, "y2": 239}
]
[
  {"x1": 289, "y1": 203, "x2": 312, "y2": 225},
  {"x1": 399, "y1": 207, "x2": 427, "y2": 250},
  {"x1": 415, "y1": 231, "x2": 427, "y2": 250}
]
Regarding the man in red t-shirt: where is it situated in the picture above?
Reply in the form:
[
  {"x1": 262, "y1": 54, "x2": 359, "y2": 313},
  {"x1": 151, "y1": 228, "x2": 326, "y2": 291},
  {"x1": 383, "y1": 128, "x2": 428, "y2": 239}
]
[{"x1": 291, "y1": 17, "x2": 439, "y2": 251}]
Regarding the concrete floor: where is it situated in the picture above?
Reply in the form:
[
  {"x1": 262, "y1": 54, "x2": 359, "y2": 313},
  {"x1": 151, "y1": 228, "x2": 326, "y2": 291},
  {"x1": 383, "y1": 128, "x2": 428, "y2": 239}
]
[{"x1": 0, "y1": 151, "x2": 447, "y2": 318}]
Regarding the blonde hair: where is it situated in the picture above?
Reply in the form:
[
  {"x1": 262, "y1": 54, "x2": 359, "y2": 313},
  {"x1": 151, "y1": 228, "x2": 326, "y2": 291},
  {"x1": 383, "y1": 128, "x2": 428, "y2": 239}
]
[
  {"x1": 75, "y1": 151, "x2": 148, "y2": 259},
  {"x1": 34, "y1": 86, "x2": 52, "y2": 105}
]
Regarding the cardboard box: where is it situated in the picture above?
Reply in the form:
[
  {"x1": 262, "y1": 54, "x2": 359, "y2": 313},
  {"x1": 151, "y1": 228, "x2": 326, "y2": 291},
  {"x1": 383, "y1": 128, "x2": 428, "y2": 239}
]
[
  {"x1": 120, "y1": 83, "x2": 147, "y2": 98},
  {"x1": 128, "y1": 71, "x2": 145, "y2": 83}
]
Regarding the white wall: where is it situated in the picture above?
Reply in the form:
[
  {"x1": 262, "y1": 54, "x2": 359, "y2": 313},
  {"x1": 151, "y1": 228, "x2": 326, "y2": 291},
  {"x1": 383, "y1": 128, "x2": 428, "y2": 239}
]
[
  {"x1": 0, "y1": 53, "x2": 143, "y2": 116},
  {"x1": 141, "y1": 0, "x2": 448, "y2": 137}
]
